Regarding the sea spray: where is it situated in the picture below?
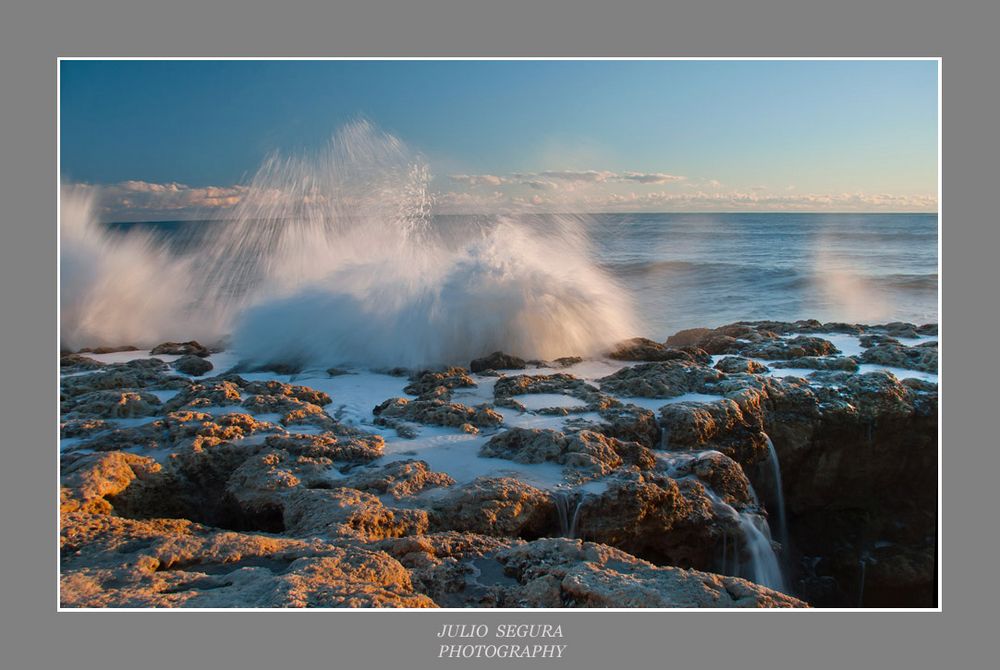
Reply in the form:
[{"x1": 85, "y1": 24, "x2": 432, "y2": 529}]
[
  {"x1": 61, "y1": 122, "x2": 640, "y2": 367},
  {"x1": 59, "y1": 187, "x2": 222, "y2": 350}
]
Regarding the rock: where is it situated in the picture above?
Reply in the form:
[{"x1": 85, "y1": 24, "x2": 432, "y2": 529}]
[
  {"x1": 659, "y1": 397, "x2": 768, "y2": 467},
  {"x1": 669, "y1": 451, "x2": 754, "y2": 507},
  {"x1": 481, "y1": 428, "x2": 654, "y2": 481},
  {"x1": 60, "y1": 513, "x2": 435, "y2": 608},
  {"x1": 61, "y1": 418, "x2": 111, "y2": 439},
  {"x1": 743, "y1": 336, "x2": 839, "y2": 360},
  {"x1": 597, "y1": 361, "x2": 723, "y2": 399},
  {"x1": 494, "y1": 538, "x2": 805, "y2": 607},
  {"x1": 563, "y1": 405, "x2": 661, "y2": 450},
  {"x1": 78, "y1": 345, "x2": 140, "y2": 354},
  {"x1": 429, "y1": 477, "x2": 555, "y2": 538},
  {"x1": 150, "y1": 341, "x2": 211, "y2": 357},
  {"x1": 61, "y1": 353, "x2": 105, "y2": 371},
  {"x1": 341, "y1": 460, "x2": 455, "y2": 499},
  {"x1": 572, "y1": 472, "x2": 729, "y2": 568},
  {"x1": 62, "y1": 389, "x2": 163, "y2": 419},
  {"x1": 61, "y1": 359, "x2": 190, "y2": 397},
  {"x1": 373, "y1": 397, "x2": 502, "y2": 435},
  {"x1": 61, "y1": 451, "x2": 162, "y2": 515},
  {"x1": 282, "y1": 488, "x2": 429, "y2": 540},
  {"x1": 552, "y1": 356, "x2": 583, "y2": 367},
  {"x1": 609, "y1": 337, "x2": 707, "y2": 363},
  {"x1": 666, "y1": 327, "x2": 713, "y2": 347},
  {"x1": 470, "y1": 351, "x2": 526, "y2": 373},
  {"x1": 404, "y1": 367, "x2": 476, "y2": 399},
  {"x1": 264, "y1": 432, "x2": 385, "y2": 464},
  {"x1": 858, "y1": 341, "x2": 937, "y2": 373},
  {"x1": 772, "y1": 356, "x2": 860, "y2": 372},
  {"x1": 714, "y1": 357, "x2": 769, "y2": 374},
  {"x1": 173, "y1": 355, "x2": 214, "y2": 376}
]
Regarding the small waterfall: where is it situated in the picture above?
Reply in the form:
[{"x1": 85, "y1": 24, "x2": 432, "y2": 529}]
[
  {"x1": 552, "y1": 489, "x2": 587, "y2": 538},
  {"x1": 761, "y1": 433, "x2": 789, "y2": 547},
  {"x1": 710, "y1": 493, "x2": 787, "y2": 593},
  {"x1": 737, "y1": 513, "x2": 787, "y2": 592},
  {"x1": 554, "y1": 491, "x2": 571, "y2": 537}
]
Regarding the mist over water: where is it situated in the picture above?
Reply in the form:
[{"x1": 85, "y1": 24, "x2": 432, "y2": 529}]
[{"x1": 60, "y1": 122, "x2": 640, "y2": 366}]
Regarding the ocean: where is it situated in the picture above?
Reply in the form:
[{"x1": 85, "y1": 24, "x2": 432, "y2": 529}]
[{"x1": 108, "y1": 212, "x2": 939, "y2": 342}]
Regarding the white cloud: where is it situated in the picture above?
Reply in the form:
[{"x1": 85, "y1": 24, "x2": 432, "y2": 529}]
[{"x1": 618, "y1": 172, "x2": 685, "y2": 184}]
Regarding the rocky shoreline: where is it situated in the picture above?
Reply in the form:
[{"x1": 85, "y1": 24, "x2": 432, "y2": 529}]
[{"x1": 60, "y1": 320, "x2": 938, "y2": 608}]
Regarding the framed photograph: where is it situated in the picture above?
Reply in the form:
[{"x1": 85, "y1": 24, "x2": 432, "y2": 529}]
[{"x1": 57, "y1": 59, "x2": 939, "y2": 619}]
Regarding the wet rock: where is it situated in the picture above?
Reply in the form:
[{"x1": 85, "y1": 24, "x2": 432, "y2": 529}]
[
  {"x1": 63, "y1": 390, "x2": 163, "y2": 419},
  {"x1": 481, "y1": 428, "x2": 654, "y2": 480},
  {"x1": 470, "y1": 351, "x2": 526, "y2": 373},
  {"x1": 78, "y1": 345, "x2": 140, "y2": 354},
  {"x1": 597, "y1": 361, "x2": 723, "y2": 398},
  {"x1": 373, "y1": 397, "x2": 502, "y2": 435},
  {"x1": 61, "y1": 359, "x2": 190, "y2": 397},
  {"x1": 564, "y1": 404, "x2": 661, "y2": 450},
  {"x1": 404, "y1": 367, "x2": 476, "y2": 400},
  {"x1": 552, "y1": 356, "x2": 583, "y2": 367},
  {"x1": 494, "y1": 538, "x2": 805, "y2": 608},
  {"x1": 429, "y1": 477, "x2": 555, "y2": 538},
  {"x1": 659, "y1": 397, "x2": 768, "y2": 467},
  {"x1": 669, "y1": 451, "x2": 754, "y2": 507},
  {"x1": 61, "y1": 353, "x2": 105, "y2": 371},
  {"x1": 61, "y1": 418, "x2": 112, "y2": 439},
  {"x1": 264, "y1": 432, "x2": 385, "y2": 464},
  {"x1": 744, "y1": 336, "x2": 839, "y2": 360},
  {"x1": 714, "y1": 357, "x2": 769, "y2": 374},
  {"x1": 150, "y1": 341, "x2": 211, "y2": 357},
  {"x1": 666, "y1": 327, "x2": 713, "y2": 347},
  {"x1": 609, "y1": 338, "x2": 708, "y2": 364},
  {"x1": 773, "y1": 356, "x2": 860, "y2": 372},
  {"x1": 173, "y1": 355, "x2": 214, "y2": 376},
  {"x1": 858, "y1": 341, "x2": 937, "y2": 373},
  {"x1": 341, "y1": 460, "x2": 455, "y2": 499},
  {"x1": 573, "y1": 472, "x2": 729, "y2": 568}
]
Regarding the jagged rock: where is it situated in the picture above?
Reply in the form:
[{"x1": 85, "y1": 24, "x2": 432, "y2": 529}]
[
  {"x1": 858, "y1": 341, "x2": 937, "y2": 373},
  {"x1": 78, "y1": 345, "x2": 140, "y2": 354},
  {"x1": 373, "y1": 397, "x2": 502, "y2": 435},
  {"x1": 61, "y1": 359, "x2": 190, "y2": 397},
  {"x1": 60, "y1": 513, "x2": 435, "y2": 608},
  {"x1": 743, "y1": 336, "x2": 839, "y2": 360},
  {"x1": 564, "y1": 404, "x2": 661, "y2": 450},
  {"x1": 282, "y1": 488, "x2": 429, "y2": 540},
  {"x1": 609, "y1": 338, "x2": 709, "y2": 364},
  {"x1": 666, "y1": 327, "x2": 713, "y2": 347},
  {"x1": 714, "y1": 357, "x2": 769, "y2": 374},
  {"x1": 173, "y1": 355, "x2": 214, "y2": 376},
  {"x1": 341, "y1": 460, "x2": 455, "y2": 499},
  {"x1": 264, "y1": 432, "x2": 385, "y2": 464},
  {"x1": 573, "y1": 472, "x2": 729, "y2": 568},
  {"x1": 404, "y1": 367, "x2": 476, "y2": 400},
  {"x1": 62, "y1": 389, "x2": 163, "y2": 419},
  {"x1": 773, "y1": 357, "x2": 859, "y2": 372},
  {"x1": 150, "y1": 341, "x2": 211, "y2": 357},
  {"x1": 163, "y1": 379, "x2": 243, "y2": 411},
  {"x1": 495, "y1": 538, "x2": 805, "y2": 607},
  {"x1": 481, "y1": 428, "x2": 654, "y2": 481},
  {"x1": 470, "y1": 351, "x2": 526, "y2": 373},
  {"x1": 659, "y1": 396, "x2": 768, "y2": 466},
  {"x1": 597, "y1": 361, "x2": 723, "y2": 398},
  {"x1": 668, "y1": 451, "x2": 754, "y2": 507},
  {"x1": 61, "y1": 353, "x2": 105, "y2": 371},
  {"x1": 61, "y1": 451, "x2": 162, "y2": 515},
  {"x1": 429, "y1": 477, "x2": 555, "y2": 538},
  {"x1": 60, "y1": 418, "x2": 111, "y2": 439}
]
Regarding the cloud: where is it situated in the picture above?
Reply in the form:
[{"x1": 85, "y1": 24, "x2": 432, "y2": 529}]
[
  {"x1": 618, "y1": 172, "x2": 686, "y2": 184},
  {"x1": 73, "y1": 181, "x2": 248, "y2": 220},
  {"x1": 448, "y1": 174, "x2": 506, "y2": 186}
]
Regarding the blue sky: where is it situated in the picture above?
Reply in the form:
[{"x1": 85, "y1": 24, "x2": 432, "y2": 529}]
[{"x1": 60, "y1": 59, "x2": 938, "y2": 219}]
